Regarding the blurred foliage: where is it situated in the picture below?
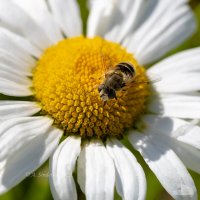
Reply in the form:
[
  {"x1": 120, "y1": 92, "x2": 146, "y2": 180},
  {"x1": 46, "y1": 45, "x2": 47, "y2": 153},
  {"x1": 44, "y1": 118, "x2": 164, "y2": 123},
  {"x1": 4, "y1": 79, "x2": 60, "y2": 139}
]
[{"x1": 0, "y1": 0, "x2": 200, "y2": 200}]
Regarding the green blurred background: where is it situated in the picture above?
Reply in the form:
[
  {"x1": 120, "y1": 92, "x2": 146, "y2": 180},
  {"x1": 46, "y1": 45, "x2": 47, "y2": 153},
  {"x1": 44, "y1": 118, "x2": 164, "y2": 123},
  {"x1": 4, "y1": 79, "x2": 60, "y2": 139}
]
[{"x1": 0, "y1": 0, "x2": 200, "y2": 200}]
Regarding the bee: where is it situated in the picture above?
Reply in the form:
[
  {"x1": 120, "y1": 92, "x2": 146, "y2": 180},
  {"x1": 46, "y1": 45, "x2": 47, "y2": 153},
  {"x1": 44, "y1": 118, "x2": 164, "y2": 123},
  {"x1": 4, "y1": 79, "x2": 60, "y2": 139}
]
[{"x1": 98, "y1": 62, "x2": 136, "y2": 101}]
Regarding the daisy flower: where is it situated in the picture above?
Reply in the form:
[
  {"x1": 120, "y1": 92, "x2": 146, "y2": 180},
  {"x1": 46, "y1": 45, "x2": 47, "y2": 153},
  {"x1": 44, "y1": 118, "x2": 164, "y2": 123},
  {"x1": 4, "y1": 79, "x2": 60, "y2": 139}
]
[{"x1": 0, "y1": 0, "x2": 199, "y2": 199}]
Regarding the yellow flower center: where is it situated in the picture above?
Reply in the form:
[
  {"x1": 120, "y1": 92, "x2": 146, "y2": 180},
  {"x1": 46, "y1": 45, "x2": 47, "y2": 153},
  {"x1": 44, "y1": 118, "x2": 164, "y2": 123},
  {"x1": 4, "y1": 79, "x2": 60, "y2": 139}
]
[{"x1": 33, "y1": 36, "x2": 149, "y2": 139}]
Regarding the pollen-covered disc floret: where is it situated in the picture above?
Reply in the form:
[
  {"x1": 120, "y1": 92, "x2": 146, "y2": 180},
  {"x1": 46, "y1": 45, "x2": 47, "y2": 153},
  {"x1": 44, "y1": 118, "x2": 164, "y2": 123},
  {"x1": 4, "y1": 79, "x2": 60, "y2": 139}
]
[{"x1": 33, "y1": 36, "x2": 149, "y2": 138}]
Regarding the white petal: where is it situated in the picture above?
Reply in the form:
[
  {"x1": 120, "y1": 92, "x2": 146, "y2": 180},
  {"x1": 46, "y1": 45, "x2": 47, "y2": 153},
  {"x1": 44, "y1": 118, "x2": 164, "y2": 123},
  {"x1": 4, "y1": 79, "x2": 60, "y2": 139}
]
[
  {"x1": 77, "y1": 140, "x2": 115, "y2": 200},
  {"x1": 128, "y1": 132, "x2": 197, "y2": 200},
  {"x1": 0, "y1": 70, "x2": 31, "y2": 86},
  {"x1": 175, "y1": 126, "x2": 200, "y2": 152},
  {"x1": 0, "y1": 78, "x2": 32, "y2": 97},
  {"x1": 151, "y1": 72, "x2": 200, "y2": 93},
  {"x1": 141, "y1": 114, "x2": 190, "y2": 138},
  {"x1": 0, "y1": 49, "x2": 34, "y2": 76},
  {"x1": 148, "y1": 94, "x2": 200, "y2": 118},
  {"x1": 107, "y1": 0, "x2": 146, "y2": 43},
  {"x1": 150, "y1": 130, "x2": 200, "y2": 175},
  {"x1": 87, "y1": 0, "x2": 159, "y2": 43},
  {"x1": 137, "y1": 115, "x2": 200, "y2": 174},
  {"x1": 0, "y1": 117, "x2": 53, "y2": 159},
  {"x1": 0, "y1": 101, "x2": 41, "y2": 122},
  {"x1": 124, "y1": 0, "x2": 196, "y2": 65},
  {"x1": 12, "y1": 0, "x2": 63, "y2": 43},
  {"x1": 0, "y1": 117, "x2": 62, "y2": 194},
  {"x1": 48, "y1": 0, "x2": 82, "y2": 37},
  {"x1": 158, "y1": 94, "x2": 200, "y2": 102},
  {"x1": 50, "y1": 136, "x2": 81, "y2": 200},
  {"x1": 0, "y1": 27, "x2": 40, "y2": 64},
  {"x1": 148, "y1": 47, "x2": 200, "y2": 76},
  {"x1": 87, "y1": 0, "x2": 117, "y2": 38},
  {"x1": 0, "y1": 57, "x2": 33, "y2": 96},
  {"x1": 137, "y1": 113, "x2": 200, "y2": 174},
  {"x1": 0, "y1": 29, "x2": 37, "y2": 85},
  {"x1": 142, "y1": 115, "x2": 200, "y2": 150},
  {"x1": 106, "y1": 139, "x2": 146, "y2": 200},
  {"x1": 169, "y1": 140, "x2": 200, "y2": 174},
  {"x1": 0, "y1": 0, "x2": 52, "y2": 49}
]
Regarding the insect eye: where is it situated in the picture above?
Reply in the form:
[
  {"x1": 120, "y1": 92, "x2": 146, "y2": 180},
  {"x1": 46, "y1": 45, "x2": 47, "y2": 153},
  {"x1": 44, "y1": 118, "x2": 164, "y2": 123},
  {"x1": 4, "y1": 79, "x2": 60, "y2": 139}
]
[
  {"x1": 108, "y1": 88, "x2": 116, "y2": 99},
  {"x1": 98, "y1": 84, "x2": 104, "y2": 92}
]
